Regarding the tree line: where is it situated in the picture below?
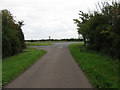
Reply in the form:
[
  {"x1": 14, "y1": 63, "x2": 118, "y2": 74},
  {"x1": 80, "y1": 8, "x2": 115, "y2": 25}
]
[
  {"x1": 73, "y1": 1, "x2": 120, "y2": 59},
  {"x1": 25, "y1": 38, "x2": 83, "y2": 42},
  {"x1": 2, "y1": 9, "x2": 25, "y2": 58}
]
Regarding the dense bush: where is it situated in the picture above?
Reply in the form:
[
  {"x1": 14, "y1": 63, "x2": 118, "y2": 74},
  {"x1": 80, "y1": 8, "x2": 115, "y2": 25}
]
[
  {"x1": 74, "y1": 1, "x2": 120, "y2": 59},
  {"x1": 2, "y1": 9, "x2": 25, "y2": 58}
]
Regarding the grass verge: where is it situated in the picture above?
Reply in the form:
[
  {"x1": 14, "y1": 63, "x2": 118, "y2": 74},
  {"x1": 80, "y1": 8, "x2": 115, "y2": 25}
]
[
  {"x1": 25, "y1": 42, "x2": 52, "y2": 46},
  {"x1": 69, "y1": 43, "x2": 118, "y2": 88},
  {"x1": 2, "y1": 47, "x2": 46, "y2": 86}
]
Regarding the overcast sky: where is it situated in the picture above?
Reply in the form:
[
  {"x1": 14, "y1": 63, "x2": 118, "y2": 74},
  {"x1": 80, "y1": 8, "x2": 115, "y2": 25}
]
[{"x1": 0, "y1": 0, "x2": 114, "y2": 40}]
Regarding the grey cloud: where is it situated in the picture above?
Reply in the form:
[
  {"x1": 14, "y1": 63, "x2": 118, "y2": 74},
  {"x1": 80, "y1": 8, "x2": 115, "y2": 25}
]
[{"x1": 0, "y1": 0, "x2": 105, "y2": 40}]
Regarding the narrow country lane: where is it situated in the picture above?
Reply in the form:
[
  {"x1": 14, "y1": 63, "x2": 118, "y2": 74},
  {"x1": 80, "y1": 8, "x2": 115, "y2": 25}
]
[{"x1": 5, "y1": 42, "x2": 92, "y2": 88}]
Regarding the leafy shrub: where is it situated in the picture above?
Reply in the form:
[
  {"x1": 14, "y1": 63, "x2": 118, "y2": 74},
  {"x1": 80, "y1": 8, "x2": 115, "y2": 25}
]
[{"x1": 2, "y1": 9, "x2": 25, "y2": 58}]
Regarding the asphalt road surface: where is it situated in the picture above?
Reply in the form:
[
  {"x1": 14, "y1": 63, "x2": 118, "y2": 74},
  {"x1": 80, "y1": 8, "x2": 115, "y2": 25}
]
[{"x1": 5, "y1": 42, "x2": 92, "y2": 88}]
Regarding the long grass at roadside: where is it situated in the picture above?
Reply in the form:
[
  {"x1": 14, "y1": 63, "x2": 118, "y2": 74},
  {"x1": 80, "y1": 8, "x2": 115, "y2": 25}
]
[
  {"x1": 69, "y1": 43, "x2": 118, "y2": 88},
  {"x1": 2, "y1": 47, "x2": 46, "y2": 86}
]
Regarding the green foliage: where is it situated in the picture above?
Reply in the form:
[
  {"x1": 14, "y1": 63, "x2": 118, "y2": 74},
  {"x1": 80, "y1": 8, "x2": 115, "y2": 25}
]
[
  {"x1": 25, "y1": 38, "x2": 83, "y2": 42},
  {"x1": 2, "y1": 47, "x2": 46, "y2": 86},
  {"x1": 69, "y1": 43, "x2": 119, "y2": 88},
  {"x1": 73, "y1": 1, "x2": 120, "y2": 59},
  {"x1": 2, "y1": 9, "x2": 26, "y2": 58}
]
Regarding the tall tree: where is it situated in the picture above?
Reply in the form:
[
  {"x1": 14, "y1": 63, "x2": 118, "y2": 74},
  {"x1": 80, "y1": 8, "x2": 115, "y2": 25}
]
[
  {"x1": 2, "y1": 9, "x2": 25, "y2": 58},
  {"x1": 73, "y1": 1, "x2": 120, "y2": 59}
]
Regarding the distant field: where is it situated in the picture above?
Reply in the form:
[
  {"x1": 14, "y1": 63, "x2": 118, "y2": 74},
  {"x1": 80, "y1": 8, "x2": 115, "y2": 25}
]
[
  {"x1": 25, "y1": 42, "x2": 52, "y2": 46},
  {"x1": 2, "y1": 47, "x2": 46, "y2": 86},
  {"x1": 49, "y1": 41, "x2": 84, "y2": 43},
  {"x1": 69, "y1": 43, "x2": 119, "y2": 88}
]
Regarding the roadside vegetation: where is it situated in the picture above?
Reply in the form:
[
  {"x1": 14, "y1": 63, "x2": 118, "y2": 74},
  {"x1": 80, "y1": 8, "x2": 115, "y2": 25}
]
[
  {"x1": 2, "y1": 9, "x2": 49, "y2": 87},
  {"x1": 2, "y1": 10, "x2": 25, "y2": 58},
  {"x1": 69, "y1": 43, "x2": 119, "y2": 88},
  {"x1": 73, "y1": 1, "x2": 119, "y2": 88},
  {"x1": 73, "y1": 1, "x2": 120, "y2": 59},
  {"x1": 2, "y1": 47, "x2": 46, "y2": 86}
]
